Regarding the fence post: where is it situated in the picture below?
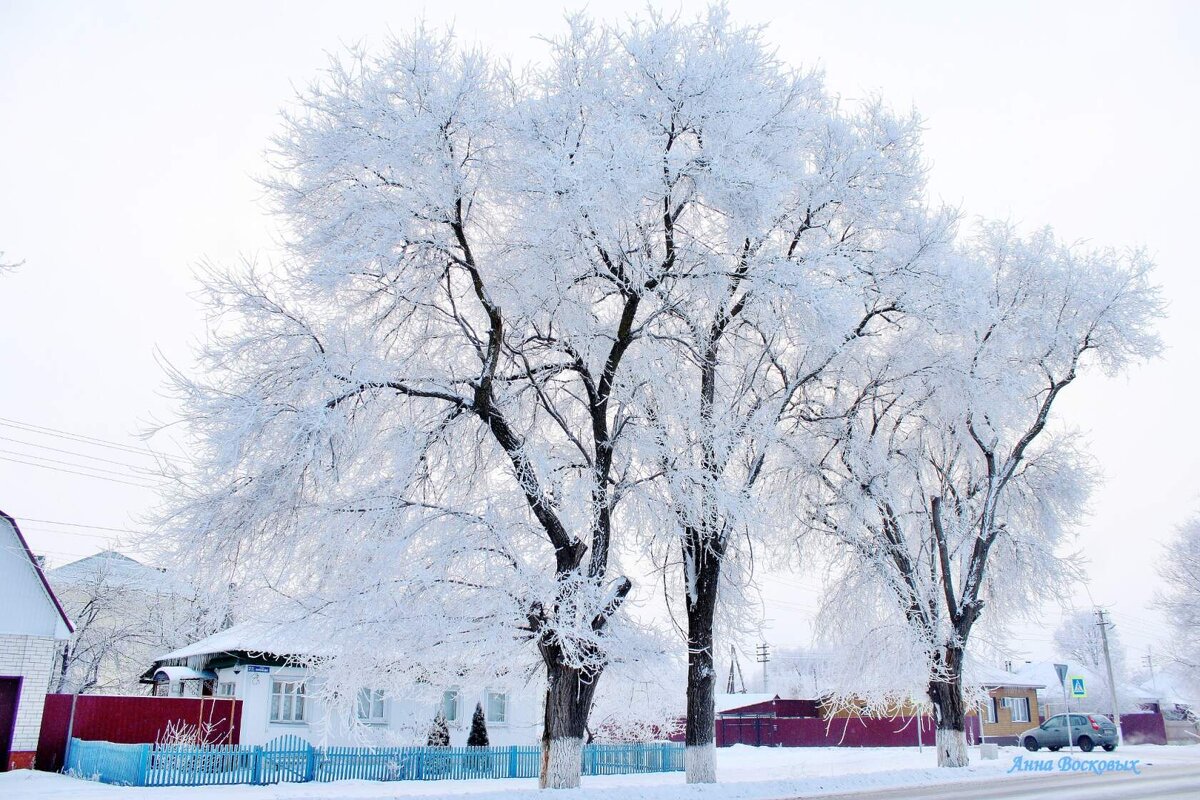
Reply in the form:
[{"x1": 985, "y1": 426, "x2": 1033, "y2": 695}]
[
  {"x1": 306, "y1": 745, "x2": 317, "y2": 782},
  {"x1": 136, "y1": 744, "x2": 151, "y2": 786},
  {"x1": 252, "y1": 745, "x2": 262, "y2": 785},
  {"x1": 507, "y1": 745, "x2": 517, "y2": 778}
]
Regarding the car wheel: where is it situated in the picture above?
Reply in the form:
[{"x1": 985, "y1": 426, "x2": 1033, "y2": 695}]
[
  {"x1": 1078, "y1": 736, "x2": 1094, "y2": 753},
  {"x1": 1024, "y1": 736, "x2": 1039, "y2": 752},
  {"x1": 1102, "y1": 744, "x2": 1116, "y2": 752},
  {"x1": 1048, "y1": 746, "x2": 1061, "y2": 751}
]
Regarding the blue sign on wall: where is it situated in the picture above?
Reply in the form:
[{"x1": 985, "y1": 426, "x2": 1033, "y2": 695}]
[{"x1": 247, "y1": 665, "x2": 270, "y2": 673}]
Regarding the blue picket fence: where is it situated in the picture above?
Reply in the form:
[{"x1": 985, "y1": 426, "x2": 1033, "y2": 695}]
[{"x1": 65, "y1": 736, "x2": 683, "y2": 787}]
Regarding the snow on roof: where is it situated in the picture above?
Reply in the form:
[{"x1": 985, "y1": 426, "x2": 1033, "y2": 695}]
[
  {"x1": 156, "y1": 619, "x2": 328, "y2": 662},
  {"x1": 967, "y1": 662, "x2": 1045, "y2": 689},
  {"x1": 1137, "y1": 672, "x2": 1197, "y2": 708},
  {"x1": 48, "y1": 550, "x2": 189, "y2": 594},
  {"x1": 1011, "y1": 660, "x2": 1147, "y2": 703},
  {"x1": 1012, "y1": 660, "x2": 1107, "y2": 692}
]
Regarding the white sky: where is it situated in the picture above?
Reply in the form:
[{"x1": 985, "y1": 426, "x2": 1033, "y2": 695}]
[{"x1": 1, "y1": 0, "x2": 1196, "y2": 673}]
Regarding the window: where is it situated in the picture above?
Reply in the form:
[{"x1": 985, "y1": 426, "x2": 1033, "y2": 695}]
[
  {"x1": 271, "y1": 679, "x2": 307, "y2": 723},
  {"x1": 985, "y1": 698, "x2": 997, "y2": 724},
  {"x1": 357, "y1": 688, "x2": 386, "y2": 723},
  {"x1": 1002, "y1": 696, "x2": 1030, "y2": 723},
  {"x1": 442, "y1": 689, "x2": 460, "y2": 723},
  {"x1": 216, "y1": 682, "x2": 236, "y2": 697},
  {"x1": 486, "y1": 691, "x2": 508, "y2": 724}
]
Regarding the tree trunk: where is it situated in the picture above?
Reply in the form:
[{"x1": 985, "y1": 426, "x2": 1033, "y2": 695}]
[
  {"x1": 539, "y1": 660, "x2": 600, "y2": 789},
  {"x1": 683, "y1": 539, "x2": 720, "y2": 784},
  {"x1": 927, "y1": 648, "x2": 969, "y2": 768}
]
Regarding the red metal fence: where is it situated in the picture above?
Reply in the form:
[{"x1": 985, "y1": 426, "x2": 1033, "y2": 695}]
[
  {"x1": 36, "y1": 694, "x2": 242, "y2": 772},
  {"x1": 1119, "y1": 712, "x2": 1168, "y2": 745},
  {"x1": 717, "y1": 714, "x2": 981, "y2": 747}
]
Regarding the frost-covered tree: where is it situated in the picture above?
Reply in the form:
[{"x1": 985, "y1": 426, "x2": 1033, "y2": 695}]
[
  {"x1": 804, "y1": 223, "x2": 1161, "y2": 766},
  {"x1": 155, "y1": 12, "x2": 788, "y2": 788},
  {"x1": 1158, "y1": 516, "x2": 1200, "y2": 685},
  {"x1": 426, "y1": 711, "x2": 450, "y2": 747},
  {"x1": 47, "y1": 551, "x2": 216, "y2": 694},
  {"x1": 606, "y1": 11, "x2": 952, "y2": 782},
  {"x1": 1054, "y1": 609, "x2": 1128, "y2": 682}
]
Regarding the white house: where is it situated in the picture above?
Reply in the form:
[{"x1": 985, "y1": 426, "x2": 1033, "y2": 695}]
[
  {"x1": 147, "y1": 621, "x2": 543, "y2": 748},
  {"x1": 46, "y1": 550, "x2": 207, "y2": 695},
  {"x1": 0, "y1": 510, "x2": 73, "y2": 771}
]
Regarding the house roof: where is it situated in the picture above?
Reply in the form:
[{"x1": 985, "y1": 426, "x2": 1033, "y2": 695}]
[
  {"x1": 1011, "y1": 660, "x2": 1149, "y2": 706},
  {"x1": 968, "y1": 663, "x2": 1045, "y2": 690},
  {"x1": 1136, "y1": 672, "x2": 1197, "y2": 708},
  {"x1": 156, "y1": 620, "x2": 327, "y2": 662},
  {"x1": 48, "y1": 550, "x2": 185, "y2": 594},
  {"x1": 0, "y1": 509, "x2": 73, "y2": 635}
]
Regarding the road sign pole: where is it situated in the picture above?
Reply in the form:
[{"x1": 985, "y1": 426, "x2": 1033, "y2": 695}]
[
  {"x1": 1055, "y1": 663, "x2": 1074, "y2": 751},
  {"x1": 1063, "y1": 682, "x2": 1074, "y2": 751}
]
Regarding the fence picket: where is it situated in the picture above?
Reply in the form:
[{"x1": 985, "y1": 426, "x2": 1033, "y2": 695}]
[{"x1": 63, "y1": 737, "x2": 682, "y2": 786}]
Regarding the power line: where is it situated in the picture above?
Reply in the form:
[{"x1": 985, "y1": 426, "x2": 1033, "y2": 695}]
[
  {"x1": 0, "y1": 454, "x2": 162, "y2": 489},
  {"x1": 19, "y1": 526, "x2": 119, "y2": 541},
  {"x1": 0, "y1": 433, "x2": 166, "y2": 473},
  {"x1": 15, "y1": 517, "x2": 149, "y2": 535},
  {"x1": 0, "y1": 448, "x2": 164, "y2": 482},
  {"x1": 0, "y1": 416, "x2": 180, "y2": 462}
]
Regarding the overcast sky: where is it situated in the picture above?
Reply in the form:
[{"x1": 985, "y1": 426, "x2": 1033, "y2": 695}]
[{"x1": 1, "y1": 0, "x2": 1196, "y2": 672}]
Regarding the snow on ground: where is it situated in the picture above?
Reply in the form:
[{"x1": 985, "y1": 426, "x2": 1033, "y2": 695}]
[{"x1": 4, "y1": 745, "x2": 1199, "y2": 800}]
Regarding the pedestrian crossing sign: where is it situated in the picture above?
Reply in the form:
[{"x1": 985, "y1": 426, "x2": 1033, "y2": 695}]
[{"x1": 1070, "y1": 676, "x2": 1087, "y2": 698}]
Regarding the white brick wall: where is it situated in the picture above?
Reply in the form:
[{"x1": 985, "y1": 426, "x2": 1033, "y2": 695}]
[{"x1": 0, "y1": 633, "x2": 58, "y2": 752}]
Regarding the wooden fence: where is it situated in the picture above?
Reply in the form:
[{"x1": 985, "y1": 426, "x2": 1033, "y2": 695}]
[{"x1": 64, "y1": 735, "x2": 683, "y2": 786}]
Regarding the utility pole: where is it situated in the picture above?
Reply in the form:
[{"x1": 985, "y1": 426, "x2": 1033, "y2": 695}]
[
  {"x1": 1095, "y1": 608, "x2": 1123, "y2": 744},
  {"x1": 1143, "y1": 648, "x2": 1158, "y2": 697},
  {"x1": 726, "y1": 645, "x2": 746, "y2": 694},
  {"x1": 756, "y1": 643, "x2": 771, "y2": 694}
]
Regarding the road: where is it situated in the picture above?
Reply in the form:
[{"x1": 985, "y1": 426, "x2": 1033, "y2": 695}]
[{"x1": 804, "y1": 762, "x2": 1200, "y2": 799}]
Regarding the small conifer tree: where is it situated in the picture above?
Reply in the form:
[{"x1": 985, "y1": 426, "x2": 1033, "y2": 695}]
[
  {"x1": 426, "y1": 710, "x2": 450, "y2": 747},
  {"x1": 468, "y1": 702, "x2": 489, "y2": 747}
]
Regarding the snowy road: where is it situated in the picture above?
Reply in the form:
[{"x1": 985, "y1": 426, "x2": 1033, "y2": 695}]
[{"x1": 813, "y1": 762, "x2": 1200, "y2": 800}]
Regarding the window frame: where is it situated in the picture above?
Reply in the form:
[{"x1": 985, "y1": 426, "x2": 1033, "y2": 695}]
[
  {"x1": 486, "y1": 690, "x2": 508, "y2": 725},
  {"x1": 356, "y1": 688, "x2": 386, "y2": 724},
  {"x1": 216, "y1": 681, "x2": 236, "y2": 698},
  {"x1": 270, "y1": 678, "x2": 308, "y2": 724},
  {"x1": 1002, "y1": 696, "x2": 1031, "y2": 723},
  {"x1": 442, "y1": 689, "x2": 461, "y2": 724},
  {"x1": 985, "y1": 697, "x2": 997, "y2": 724}
]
